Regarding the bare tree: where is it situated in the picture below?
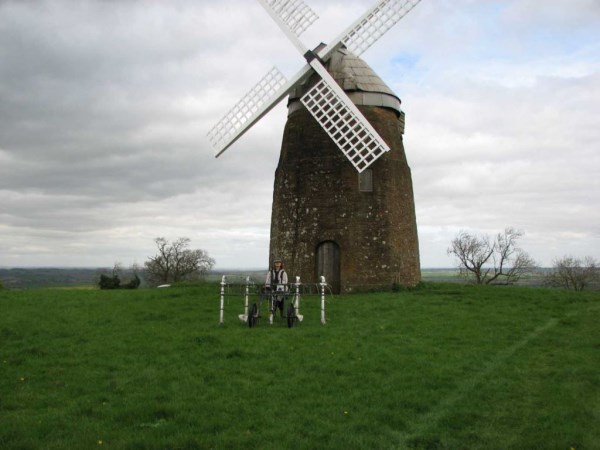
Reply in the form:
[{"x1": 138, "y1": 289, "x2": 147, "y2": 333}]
[
  {"x1": 544, "y1": 256, "x2": 599, "y2": 291},
  {"x1": 144, "y1": 237, "x2": 215, "y2": 285},
  {"x1": 447, "y1": 227, "x2": 537, "y2": 285},
  {"x1": 447, "y1": 230, "x2": 493, "y2": 284}
]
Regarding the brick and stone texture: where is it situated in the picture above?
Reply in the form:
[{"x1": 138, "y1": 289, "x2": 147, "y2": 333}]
[{"x1": 268, "y1": 105, "x2": 421, "y2": 293}]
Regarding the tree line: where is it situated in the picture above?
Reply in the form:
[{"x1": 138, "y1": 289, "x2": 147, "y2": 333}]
[{"x1": 95, "y1": 230, "x2": 597, "y2": 291}]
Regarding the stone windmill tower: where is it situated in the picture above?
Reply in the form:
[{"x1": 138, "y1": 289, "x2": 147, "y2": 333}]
[
  {"x1": 208, "y1": 0, "x2": 422, "y2": 292},
  {"x1": 271, "y1": 47, "x2": 419, "y2": 292}
]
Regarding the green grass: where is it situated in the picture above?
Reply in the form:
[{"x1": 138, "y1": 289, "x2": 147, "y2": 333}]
[{"x1": 1, "y1": 283, "x2": 599, "y2": 449}]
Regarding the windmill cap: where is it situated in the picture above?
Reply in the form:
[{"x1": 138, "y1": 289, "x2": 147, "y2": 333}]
[{"x1": 288, "y1": 47, "x2": 402, "y2": 117}]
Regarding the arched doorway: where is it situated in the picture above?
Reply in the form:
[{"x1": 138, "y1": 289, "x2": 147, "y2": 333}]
[{"x1": 316, "y1": 241, "x2": 340, "y2": 294}]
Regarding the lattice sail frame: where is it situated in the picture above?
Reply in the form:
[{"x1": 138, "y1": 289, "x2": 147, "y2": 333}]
[
  {"x1": 207, "y1": 67, "x2": 287, "y2": 153},
  {"x1": 265, "y1": 0, "x2": 318, "y2": 36},
  {"x1": 301, "y1": 79, "x2": 389, "y2": 173},
  {"x1": 343, "y1": 0, "x2": 422, "y2": 56}
]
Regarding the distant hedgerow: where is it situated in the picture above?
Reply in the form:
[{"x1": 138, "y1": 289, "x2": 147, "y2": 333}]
[
  {"x1": 98, "y1": 273, "x2": 141, "y2": 290},
  {"x1": 98, "y1": 274, "x2": 121, "y2": 290}
]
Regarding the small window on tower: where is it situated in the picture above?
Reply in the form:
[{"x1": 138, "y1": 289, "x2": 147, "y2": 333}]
[{"x1": 358, "y1": 169, "x2": 373, "y2": 192}]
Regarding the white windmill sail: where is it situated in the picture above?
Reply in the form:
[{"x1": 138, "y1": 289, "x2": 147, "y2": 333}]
[
  {"x1": 207, "y1": 67, "x2": 287, "y2": 156},
  {"x1": 263, "y1": 0, "x2": 318, "y2": 37},
  {"x1": 207, "y1": 0, "x2": 422, "y2": 171},
  {"x1": 313, "y1": 0, "x2": 422, "y2": 63},
  {"x1": 301, "y1": 78, "x2": 388, "y2": 172},
  {"x1": 341, "y1": 0, "x2": 422, "y2": 57}
]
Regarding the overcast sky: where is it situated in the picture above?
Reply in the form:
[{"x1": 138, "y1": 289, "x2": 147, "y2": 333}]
[{"x1": 1, "y1": 0, "x2": 599, "y2": 270}]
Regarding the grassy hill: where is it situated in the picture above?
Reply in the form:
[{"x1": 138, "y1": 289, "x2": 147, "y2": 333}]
[{"x1": 1, "y1": 282, "x2": 598, "y2": 449}]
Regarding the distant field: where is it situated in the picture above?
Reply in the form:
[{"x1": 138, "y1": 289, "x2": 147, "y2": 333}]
[
  {"x1": 0, "y1": 268, "x2": 102, "y2": 289},
  {"x1": 421, "y1": 268, "x2": 462, "y2": 283},
  {"x1": 1, "y1": 282, "x2": 598, "y2": 449},
  {"x1": 2, "y1": 267, "x2": 565, "y2": 290}
]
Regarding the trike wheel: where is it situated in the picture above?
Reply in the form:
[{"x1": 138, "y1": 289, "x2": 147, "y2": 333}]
[
  {"x1": 287, "y1": 302, "x2": 297, "y2": 328},
  {"x1": 248, "y1": 303, "x2": 258, "y2": 328}
]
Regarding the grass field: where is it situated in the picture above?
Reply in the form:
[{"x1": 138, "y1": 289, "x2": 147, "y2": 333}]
[{"x1": 1, "y1": 283, "x2": 599, "y2": 449}]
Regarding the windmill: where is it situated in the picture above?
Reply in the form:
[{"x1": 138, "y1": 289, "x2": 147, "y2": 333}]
[{"x1": 208, "y1": 0, "x2": 422, "y2": 292}]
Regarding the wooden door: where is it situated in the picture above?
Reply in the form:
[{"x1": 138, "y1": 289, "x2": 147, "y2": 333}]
[{"x1": 316, "y1": 241, "x2": 340, "y2": 294}]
